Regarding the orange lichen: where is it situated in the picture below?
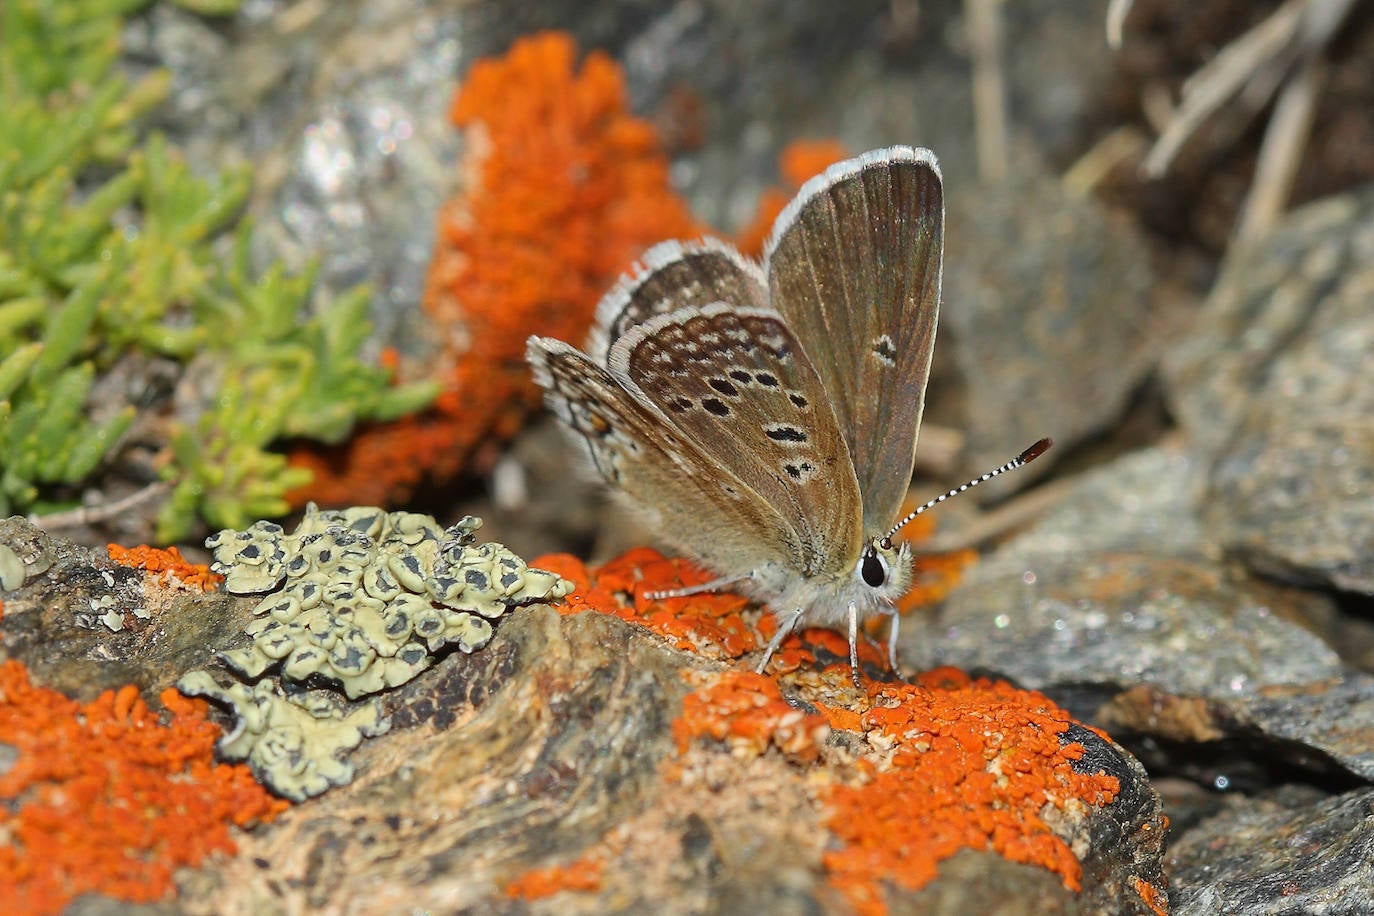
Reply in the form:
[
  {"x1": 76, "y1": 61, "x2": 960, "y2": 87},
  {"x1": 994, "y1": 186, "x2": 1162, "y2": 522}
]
[
  {"x1": 533, "y1": 517, "x2": 973, "y2": 670},
  {"x1": 671, "y1": 668, "x2": 1119, "y2": 913},
  {"x1": 288, "y1": 31, "x2": 702, "y2": 506},
  {"x1": 285, "y1": 32, "x2": 856, "y2": 509},
  {"x1": 821, "y1": 669, "x2": 1120, "y2": 914},
  {"x1": 0, "y1": 661, "x2": 288, "y2": 914},
  {"x1": 503, "y1": 855, "x2": 604, "y2": 900},
  {"x1": 533, "y1": 548, "x2": 757, "y2": 661},
  {"x1": 666, "y1": 665, "x2": 1119, "y2": 915},
  {"x1": 734, "y1": 138, "x2": 849, "y2": 257},
  {"x1": 106, "y1": 543, "x2": 224, "y2": 592},
  {"x1": 898, "y1": 546, "x2": 977, "y2": 613},
  {"x1": 526, "y1": 552, "x2": 594, "y2": 597},
  {"x1": 544, "y1": 545, "x2": 1116, "y2": 910},
  {"x1": 672, "y1": 670, "x2": 829, "y2": 763},
  {"x1": 1133, "y1": 874, "x2": 1169, "y2": 915}
]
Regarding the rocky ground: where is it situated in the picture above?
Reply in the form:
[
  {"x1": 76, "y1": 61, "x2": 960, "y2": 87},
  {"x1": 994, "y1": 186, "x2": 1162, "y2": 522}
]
[{"x1": 3, "y1": 0, "x2": 1373, "y2": 912}]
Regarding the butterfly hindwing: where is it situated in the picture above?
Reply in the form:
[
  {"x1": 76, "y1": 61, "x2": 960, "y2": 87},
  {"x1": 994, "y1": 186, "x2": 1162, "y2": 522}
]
[
  {"x1": 589, "y1": 239, "x2": 769, "y2": 364},
  {"x1": 610, "y1": 303, "x2": 863, "y2": 580},
  {"x1": 526, "y1": 336, "x2": 813, "y2": 578},
  {"x1": 765, "y1": 147, "x2": 943, "y2": 536}
]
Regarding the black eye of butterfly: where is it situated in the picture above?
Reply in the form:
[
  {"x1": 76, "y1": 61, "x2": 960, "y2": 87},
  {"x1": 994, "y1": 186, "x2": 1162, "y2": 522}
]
[{"x1": 861, "y1": 550, "x2": 886, "y2": 588}]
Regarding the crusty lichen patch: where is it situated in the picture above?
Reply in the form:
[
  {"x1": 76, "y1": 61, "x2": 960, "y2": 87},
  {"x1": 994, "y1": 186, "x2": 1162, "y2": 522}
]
[
  {"x1": 207, "y1": 504, "x2": 570, "y2": 699},
  {"x1": 176, "y1": 670, "x2": 389, "y2": 803},
  {"x1": 0, "y1": 543, "x2": 26, "y2": 592},
  {"x1": 182, "y1": 504, "x2": 570, "y2": 799}
]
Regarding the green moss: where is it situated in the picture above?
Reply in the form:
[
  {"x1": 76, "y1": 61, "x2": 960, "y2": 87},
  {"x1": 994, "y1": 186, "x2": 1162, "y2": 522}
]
[{"x1": 0, "y1": 0, "x2": 439, "y2": 534}]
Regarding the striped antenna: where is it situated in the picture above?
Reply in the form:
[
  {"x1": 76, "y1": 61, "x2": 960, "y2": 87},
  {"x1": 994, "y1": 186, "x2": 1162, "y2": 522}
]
[{"x1": 882, "y1": 438, "x2": 1053, "y2": 544}]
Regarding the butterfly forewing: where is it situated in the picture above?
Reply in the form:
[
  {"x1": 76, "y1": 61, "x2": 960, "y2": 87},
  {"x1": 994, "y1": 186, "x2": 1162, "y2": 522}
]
[
  {"x1": 590, "y1": 239, "x2": 769, "y2": 365},
  {"x1": 765, "y1": 147, "x2": 943, "y2": 535},
  {"x1": 527, "y1": 337, "x2": 813, "y2": 578},
  {"x1": 611, "y1": 304, "x2": 863, "y2": 579}
]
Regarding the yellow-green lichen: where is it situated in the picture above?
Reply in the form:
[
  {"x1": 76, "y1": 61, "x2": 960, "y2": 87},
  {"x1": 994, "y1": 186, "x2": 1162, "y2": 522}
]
[
  {"x1": 0, "y1": 543, "x2": 25, "y2": 590},
  {"x1": 207, "y1": 504, "x2": 571, "y2": 699},
  {"x1": 175, "y1": 669, "x2": 389, "y2": 802}
]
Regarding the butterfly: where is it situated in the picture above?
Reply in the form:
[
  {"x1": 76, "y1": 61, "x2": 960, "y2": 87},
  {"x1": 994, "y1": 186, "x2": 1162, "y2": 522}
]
[{"x1": 526, "y1": 146, "x2": 1048, "y2": 683}]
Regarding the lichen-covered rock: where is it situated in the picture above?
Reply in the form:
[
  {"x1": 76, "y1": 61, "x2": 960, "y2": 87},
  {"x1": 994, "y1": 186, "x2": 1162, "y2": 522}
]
[
  {"x1": 176, "y1": 670, "x2": 389, "y2": 802},
  {"x1": 207, "y1": 504, "x2": 571, "y2": 699},
  {"x1": 183, "y1": 604, "x2": 1166, "y2": 914}
]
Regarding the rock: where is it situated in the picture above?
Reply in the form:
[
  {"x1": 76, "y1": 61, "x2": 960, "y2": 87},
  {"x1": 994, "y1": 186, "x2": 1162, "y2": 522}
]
[
  {"x1": 127, "y1": 0, "x2": 464, "y2": 346},
  {"x1": 176, "y1": 605, "x2": 1164, "y2": 914},
  {"x1": 1165, "y1": 185, "x2": 1374, "y2": 594},
  {"x1": 901, "y1": 441, "x2": 1374, "y2": 786},
  {"x1": 180, "y1": 608, "x2": 701, "y2": 913},
  {"x1": 1168, "y1": 787, "x2": 1374, "y2": 915},
  {"x1": 941, "y1": 167, "x2": 1159, "y2": 489},
  {"x1": 903, "y1": 446, "x2": 1345, "y2": 705},
  {"x1": 907, "y1": 440, "x2": 1374, "y2": 911},
  {"x1": 0, "y1": 516, "x2": 250, "y2": 701}
]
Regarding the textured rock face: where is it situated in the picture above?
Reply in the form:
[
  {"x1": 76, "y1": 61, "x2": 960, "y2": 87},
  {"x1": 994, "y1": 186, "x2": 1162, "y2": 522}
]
[
  {"x1": 1167, "y1": 787, "x2": 1374, "y2": 916},
  {"x1": 180, "y1": 608, "x2": 706, "y2": 914},
  {"x1": 175, "y1": 605, "x2": 1165, "y2": 915},
  {"x1": 942, "y1": 170, "x2": 1159, "y2": 488},
  {"x1": 2, "y1": 516, "x2": 1165, "y2": 913},
  {"x1": 1166, "y1": 188, "x2": 1374, "y2": 596},
  {"x1": 908, "y1": 199, "x2": 1374, "y2": 904},
  {"x1": 4, "y1": 0, "x2": 1370, "y2": 911}
]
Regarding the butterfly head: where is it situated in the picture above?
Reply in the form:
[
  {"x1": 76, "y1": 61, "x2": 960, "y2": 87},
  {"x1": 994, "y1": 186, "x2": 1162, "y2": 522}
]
[{"x1": 854, "y1": 535, "x2": 913, "y2": 607}]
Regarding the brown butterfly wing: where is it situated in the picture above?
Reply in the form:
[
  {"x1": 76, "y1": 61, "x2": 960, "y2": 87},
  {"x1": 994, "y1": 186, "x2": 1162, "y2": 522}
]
[
  {"x1": 589, "y1": 238, "x2": 769, "y2": 364},
  {"x1": 610, "y1": 303, "x2": 863, "y2": 580},
  {"x1": 765, "y1": 147, "x2": 943, "y2": 536},
  {"x1": 527, "y1": 336, "x2": 815, "y2": 579}
]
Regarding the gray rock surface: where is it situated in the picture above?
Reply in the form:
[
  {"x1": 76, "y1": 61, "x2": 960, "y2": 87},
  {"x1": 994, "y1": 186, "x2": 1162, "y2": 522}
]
[
  {"x1": 1168, "y1": 787, "x2": 1374, "y2": 915},
  {"x1": 942, "y1": 170, "x2": 1159, "y2": 489},
  {"x1": 904, "y1": 446, "x2": 1345, "y2": 700},
  {"x1": 3, "y1": 517, "x2": 1164, "y2": 914},
  {"x1": 1166, "y1": 186, "x2": 1374, "y2": 594},
  {"x1": 908, "y1": 441, "x2": 1374, "y2": 909},
  {"x1": 174, "y1": 606, "x2": 1164, "y2": 914},
  {"x1": 0, "y1": 516, "x2": 251, "y2": 700},
  {"x1": 127, "y1": 0, "x2": 463, "y2": 350}
]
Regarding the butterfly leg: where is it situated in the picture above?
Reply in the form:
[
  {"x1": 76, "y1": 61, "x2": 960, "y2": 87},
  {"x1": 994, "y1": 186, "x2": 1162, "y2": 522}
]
[
  {"x1": 847, "y1": 603, "x2": 863, "y2": 690},
  {"x1": 643, "y1": 573, "x2": 752, "y2": 601},
  {"x1": 885, "y1": 606, "x2": 907, "y2": 682},
  {"x1": 755, "y1": 607, "x2": 804, "y2": 675}
]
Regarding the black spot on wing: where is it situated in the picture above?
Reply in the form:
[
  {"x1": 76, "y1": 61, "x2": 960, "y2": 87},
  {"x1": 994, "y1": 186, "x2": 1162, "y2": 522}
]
[
  {"x1": 871, "y1": 334, "x2": 897, "y2": 366},
  {"x1": 764, "y1": 425, "x2": 807, "y2": 443},
  {"x1": 702, "y1": 398, "x2": 730, "y2": 417}
]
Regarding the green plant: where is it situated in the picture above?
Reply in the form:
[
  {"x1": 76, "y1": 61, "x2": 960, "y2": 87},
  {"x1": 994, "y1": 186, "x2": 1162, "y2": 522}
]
[{"x1": 0, "y1": 0, "x2": 438, "y2": 537}]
